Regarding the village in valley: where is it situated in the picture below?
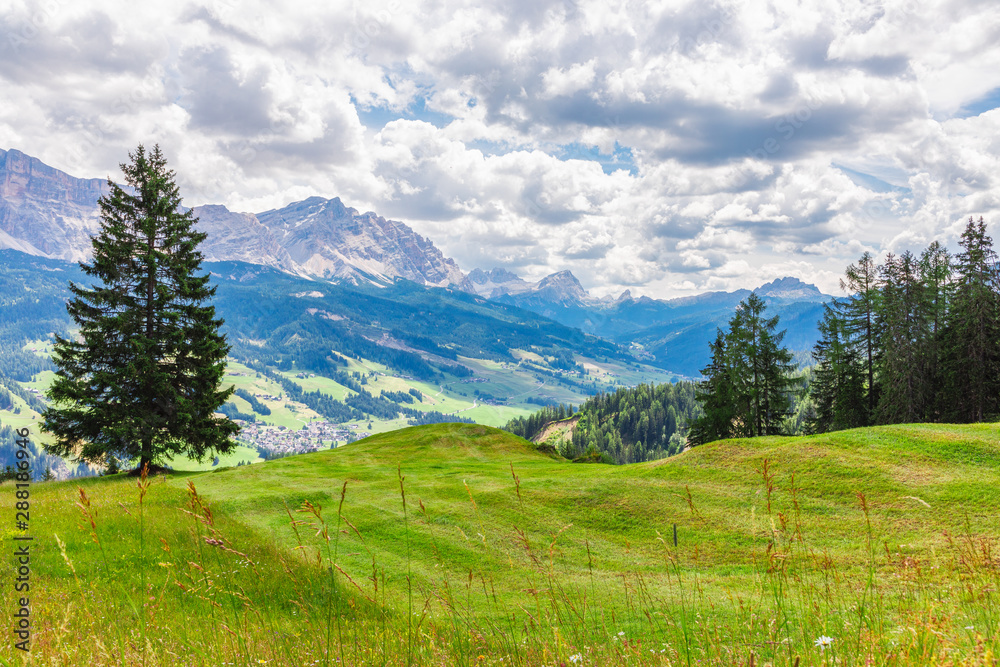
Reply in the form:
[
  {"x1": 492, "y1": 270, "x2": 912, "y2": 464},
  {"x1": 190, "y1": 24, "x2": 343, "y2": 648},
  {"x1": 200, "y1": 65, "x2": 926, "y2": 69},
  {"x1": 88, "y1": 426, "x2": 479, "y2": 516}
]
[{"x1": 233, "y1": 418, "x2": 369, "y2": 460}]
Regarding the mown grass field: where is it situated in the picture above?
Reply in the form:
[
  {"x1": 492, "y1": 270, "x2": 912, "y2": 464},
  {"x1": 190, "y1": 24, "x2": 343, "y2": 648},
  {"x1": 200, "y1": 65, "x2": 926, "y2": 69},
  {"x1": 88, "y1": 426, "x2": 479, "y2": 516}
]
[{"x1": 2, "y1": 422, "x2": 999, "y2": 665}]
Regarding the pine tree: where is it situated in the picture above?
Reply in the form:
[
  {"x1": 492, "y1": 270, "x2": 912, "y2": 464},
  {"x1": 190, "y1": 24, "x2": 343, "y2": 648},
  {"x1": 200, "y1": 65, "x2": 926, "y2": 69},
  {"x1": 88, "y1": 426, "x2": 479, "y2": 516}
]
[
  {"x1": 808, "y1": 302, "x2": 867, "y2": 434},
  {"x1": 687, "y1": 330, "x2": 737, "y2": 446},
  {"x1": 875, "y1": 251, "x2": 928, "y2": 424},
  {"x1": 940, "y1": 217, "x2": 1000, "y2": 422},
  {"x1": 840, "y1": 252, "x2": 880, "y2": 422},
  {"x1": 751, "y1": 294, "x2": 797, "y2": 435},
  {"x1": 918, "y1": 242, "x2": 952, "y2": 420},
  {"x1": 41, "y1": 145, "x2": 239, "y2": 471},
  {"x1": 689, "y1": 294, "x2": 795, "y2": 444}
]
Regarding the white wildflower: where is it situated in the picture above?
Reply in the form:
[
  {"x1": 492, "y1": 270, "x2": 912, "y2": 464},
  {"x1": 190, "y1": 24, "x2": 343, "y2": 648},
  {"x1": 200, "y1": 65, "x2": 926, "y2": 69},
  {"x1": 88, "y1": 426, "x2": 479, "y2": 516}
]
[{"x1": 814, "y1": 635, "x2": 834, "y2": 651}]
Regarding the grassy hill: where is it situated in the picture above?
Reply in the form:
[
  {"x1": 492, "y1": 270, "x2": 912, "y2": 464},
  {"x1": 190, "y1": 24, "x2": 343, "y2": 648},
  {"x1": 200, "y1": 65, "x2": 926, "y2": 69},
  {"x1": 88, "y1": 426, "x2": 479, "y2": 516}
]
[{"x1": 3, "y1": 422, "x2": 1000, "y2": 665}]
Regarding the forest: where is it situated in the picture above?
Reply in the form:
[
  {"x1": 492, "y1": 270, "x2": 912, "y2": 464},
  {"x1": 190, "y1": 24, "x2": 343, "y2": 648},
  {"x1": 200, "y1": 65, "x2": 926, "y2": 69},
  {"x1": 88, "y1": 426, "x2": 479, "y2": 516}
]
[
  {"x1": 508, "y1": 217, "x2": 999, "y2": 460},
  {"x1": 504, "y1": 381, "x2": 702, "y2": 464},
  {"x1": 807, "y1": 216, "x2": 999, "y2": 432}
]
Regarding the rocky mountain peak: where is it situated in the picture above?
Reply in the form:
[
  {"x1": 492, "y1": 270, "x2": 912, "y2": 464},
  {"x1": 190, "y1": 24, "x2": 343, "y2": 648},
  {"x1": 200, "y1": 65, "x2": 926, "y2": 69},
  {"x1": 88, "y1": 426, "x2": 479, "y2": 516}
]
[
  {"x1": 191, "y1": 204, "x2": 295, "y2": 272},
  {"x1": 0, "y1": 149, "x2": 467, "y2": 289},
  {"x1": 256, "y1": 196, "x2": 465, "y2": 286},
  {"x1": 534, "y1": 270, "x2": 590, "y2": 304},
  {"x1": 755, "y1": 277, "x2": 824, "y2": 301},
  {"x1": 466, "y1": 267, "x2": 522, "y2": 285}
]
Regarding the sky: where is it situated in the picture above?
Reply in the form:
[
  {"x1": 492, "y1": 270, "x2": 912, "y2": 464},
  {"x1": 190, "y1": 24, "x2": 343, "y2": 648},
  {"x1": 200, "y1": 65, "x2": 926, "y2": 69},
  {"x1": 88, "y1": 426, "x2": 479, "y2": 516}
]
[{"x1": 1, "y1": 0, "x2": 999, "y2": 298}]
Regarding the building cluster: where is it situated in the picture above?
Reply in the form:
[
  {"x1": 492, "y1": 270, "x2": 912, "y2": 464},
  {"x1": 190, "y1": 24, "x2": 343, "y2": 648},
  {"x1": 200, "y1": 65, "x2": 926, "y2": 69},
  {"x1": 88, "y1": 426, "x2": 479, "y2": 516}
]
[{"x1": 235, "y1": 419, "x2": 371, "y2": 458}]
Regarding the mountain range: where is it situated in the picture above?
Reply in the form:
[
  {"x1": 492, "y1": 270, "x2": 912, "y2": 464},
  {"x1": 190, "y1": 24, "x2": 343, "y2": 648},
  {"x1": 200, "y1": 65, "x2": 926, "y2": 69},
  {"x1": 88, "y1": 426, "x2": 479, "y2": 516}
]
[
  {"x1": 0, "y1": 148, "x2": 463, "y2": 287},
  {"x1": 0, "y1": 147, "x2": 832, "y2": 376}
]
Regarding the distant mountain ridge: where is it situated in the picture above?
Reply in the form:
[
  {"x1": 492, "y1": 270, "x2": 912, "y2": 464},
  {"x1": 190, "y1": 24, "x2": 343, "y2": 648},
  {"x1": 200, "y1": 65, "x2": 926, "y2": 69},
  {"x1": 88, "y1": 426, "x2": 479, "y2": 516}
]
[
  {"x1": 0, "y1": 148, "x2": 108, "y2": 261},
  {"x1": 0, "y1": 148, "x2": 463, "y2": 288},
  {"x1": 0, "y1": 147, "x2": 832, "y2": 377},
  {"x1": 471, "y1": 269, "x2": 830, "y2": 376}
]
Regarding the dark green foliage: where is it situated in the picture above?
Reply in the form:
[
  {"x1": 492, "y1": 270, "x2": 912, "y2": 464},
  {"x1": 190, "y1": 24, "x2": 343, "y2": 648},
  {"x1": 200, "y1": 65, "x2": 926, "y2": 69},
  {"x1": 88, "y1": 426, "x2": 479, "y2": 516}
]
[
  {"x1": 346, "y1": 390, "x2": 403, "y2": 420},
  {"x1": 839, "y1": 252, "x2": 881, "y2": 419},
  {"x1": 939, "y1": 217, "x2": 1000, "y2": 422},
  {"x1": 408, "y1": 388, "x2": 423, "y2": 402},
  {"x1": 504, "y1": 403, "x2": 576, "y2": 440},
  {"x1": 687, "y1": 331, "x2": 738, "y2": 445},
  {"x1": 506, "y1": 382, "x2": 700, "y2": 465},
  {"x1": 569, "y1": 382, "x2": 699, "y2": 463},
  {"x1": 407, "y1": 411, "x2": 474, "y2": 426},
  {"x1": 806, "y1": 304, "x2": 867, "y2": 434},
  {"x1": 40, "y1": 145, "x2": 239, "y2": 469},
  {"x1": 689, "y1": 293, "x2": 797, "y2": 445},
  {"x1": 234, "y1": 388, "x2": 272, "y2": 415},
  {"x1": 380, "y1": 389, "x2": 415, "y2": 404},
  {"x1": 809, "y1": 218, "x2": 1000, "y2": 432},
  {"x1": 875, "y1": 251, "x2": 930, "y2": 424},
  {"x1": 218, "y1": 402, "x2": 256, "y2": 423}
]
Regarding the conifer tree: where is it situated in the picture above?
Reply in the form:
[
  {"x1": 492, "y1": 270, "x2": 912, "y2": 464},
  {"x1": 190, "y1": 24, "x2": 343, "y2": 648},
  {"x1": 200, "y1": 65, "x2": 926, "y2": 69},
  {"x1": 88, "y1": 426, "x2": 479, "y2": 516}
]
[
  {"x1": 840, "y1": 252, "x2": 880, "y2": 422},
  {"x1": 918, "y1": 242, "x2": 952, "y2": 420},
  {"x1": 876, "y1": 251, "x2": 928, "y2": 424},
  {"x1": 940, "y1": 217, "x2": 1000, "y2": 422},
  {"x1": 687, "y1": 330, "x2": 737, "y2": 446},
  {"x1": 41, "y1": 145, "x2": 239, "y2": 471},
  {"x1": 807, "y1": 303, "x2": 866, "y2": 433},
  {"x1": 690, "y1": 294, "x2": 796, "y2": 444}
]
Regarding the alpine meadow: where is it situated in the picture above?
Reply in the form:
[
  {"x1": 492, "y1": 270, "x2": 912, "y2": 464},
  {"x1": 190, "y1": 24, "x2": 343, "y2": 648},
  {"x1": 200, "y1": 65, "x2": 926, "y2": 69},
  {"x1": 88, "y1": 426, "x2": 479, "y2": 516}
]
[{"x1": 3, "y1": 1, "x2": 1000, "y2": 666}]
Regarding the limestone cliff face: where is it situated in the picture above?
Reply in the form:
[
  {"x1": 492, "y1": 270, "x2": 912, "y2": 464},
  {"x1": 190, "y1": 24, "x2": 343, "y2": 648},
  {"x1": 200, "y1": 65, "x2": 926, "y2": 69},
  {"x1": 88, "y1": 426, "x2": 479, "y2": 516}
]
[
  {"x1": 0, "y1": 149, "x2": 466, "y2": 288},
  {"x1": 0, "y1": 149, "x2": 107, "y2": 261},
  {"x1": 191, "y1": 204, "x2": 295, "y2": 272},
  {"x1": 255, "y1": 196, "x2": 465, "y2": 286}
]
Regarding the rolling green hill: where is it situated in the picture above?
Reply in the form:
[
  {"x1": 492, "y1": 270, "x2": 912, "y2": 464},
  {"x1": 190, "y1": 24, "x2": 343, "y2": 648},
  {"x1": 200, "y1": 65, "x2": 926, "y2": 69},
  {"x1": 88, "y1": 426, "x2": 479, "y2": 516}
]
[{"x1": 4, "y1": 422, "x2": 999, "y2": 665}]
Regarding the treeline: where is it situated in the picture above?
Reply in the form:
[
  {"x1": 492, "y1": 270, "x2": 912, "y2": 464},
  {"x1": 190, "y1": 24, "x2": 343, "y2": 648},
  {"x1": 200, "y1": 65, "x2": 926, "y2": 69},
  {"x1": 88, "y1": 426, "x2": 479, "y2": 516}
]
[
  {"x1": 407, "y1": 411, "x2": 475, "y2": 426},
  {"x1": 569, "y1": 382, "x2": 701, "y2": 463},
  {"x1": 380, "y1": 389, "x2": 415, "y2": 404},
  {"x1": 0, "y1": 374, "x2": 47, "y2": 413},
  {"x1": 234, "y1": 388, "x2": 271, "y2": 415},
  {"x1": 218, "y1": 402, "x2": 256, "y2": 423},
  {"x1": 809, "y1": 217, "x2": 1000, "y2": 431},
  {"x1": 504, "y1": 382, "x2": 702, "y2": 464},
  {"x1": 504, "y1": 403, "x2": 577, "y2": 440}
]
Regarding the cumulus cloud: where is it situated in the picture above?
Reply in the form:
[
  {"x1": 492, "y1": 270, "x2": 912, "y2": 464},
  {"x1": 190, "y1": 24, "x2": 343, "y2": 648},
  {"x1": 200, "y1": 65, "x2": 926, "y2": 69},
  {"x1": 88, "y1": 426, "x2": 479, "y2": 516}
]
[{"x1": 0, "y1": 0, "x2": 998, "y2": 297}]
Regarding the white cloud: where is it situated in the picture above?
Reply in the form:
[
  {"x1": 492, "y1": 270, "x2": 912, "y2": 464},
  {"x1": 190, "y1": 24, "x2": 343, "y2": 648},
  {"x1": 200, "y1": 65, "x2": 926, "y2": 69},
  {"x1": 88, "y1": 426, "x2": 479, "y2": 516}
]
[
  {"x1": 540, "y1": 60, "x2": 597, "y2": 99},
  {"x1": 1, "y1": 0, "x2": 998, "y2": 298}
]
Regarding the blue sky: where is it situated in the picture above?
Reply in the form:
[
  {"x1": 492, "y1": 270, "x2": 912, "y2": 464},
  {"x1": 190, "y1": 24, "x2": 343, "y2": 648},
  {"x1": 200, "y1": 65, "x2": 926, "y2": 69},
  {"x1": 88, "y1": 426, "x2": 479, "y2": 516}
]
[{"x1": 1, "y1": 0, "x2": 999, "y2": 297}]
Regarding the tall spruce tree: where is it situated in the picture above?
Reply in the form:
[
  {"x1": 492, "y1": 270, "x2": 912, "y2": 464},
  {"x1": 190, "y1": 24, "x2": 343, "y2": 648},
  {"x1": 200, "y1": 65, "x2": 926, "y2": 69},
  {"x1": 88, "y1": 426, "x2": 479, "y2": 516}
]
[
  {"x1": 939, "y1": 217, "x2": 1000, "y2": 422},
  {"x1": 687, "y1": 330, "x2": 737, "y2": 446},
  {"x1": 840, "y1": 252, "x2": 880, "y2": 422},
  {"x1": 807, "y1": 302, "x2": 866, "y2": 434},
  {"x1": 736, "y1": 293, "x2": 797, "y2": 435},
  {"x1": 918, "y1": 242, "x2": 952, "y2": 420},
  {"x1": 689, "y1": 293, "x2": 796, "y2": 444},
  {"x1": 875, "y1": 251, "x2": 928, "y2": 424},
  {"x1": 41, "y1": 145, "x2": 239, "y2": 471}
]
